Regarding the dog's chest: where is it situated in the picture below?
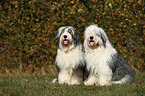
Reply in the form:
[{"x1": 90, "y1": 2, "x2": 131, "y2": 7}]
[
  {"x1": 56, "y1": 48, "x2": 83, "y2": 69},
  {"x1": 85, "y1": 49, "x2": 113, "y2": 73},
  {"x1": 85, "y1": 51, "x2": 105, "y2": 66}
]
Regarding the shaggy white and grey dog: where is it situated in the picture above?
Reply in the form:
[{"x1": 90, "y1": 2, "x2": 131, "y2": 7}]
[
  {"x1": 53, "y1": 26, "x2": 87, "y2": 85},
  {"x1": 84, "y1": 24, "x2": 135, "y2": 86}
]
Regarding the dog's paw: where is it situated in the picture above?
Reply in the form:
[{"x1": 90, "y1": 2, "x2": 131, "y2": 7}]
[
  {"x1": 97, "y1": 81, "x2": 111, "y2": 86},
  {"x1": 84, "y1": 81, "x2": 95, "y2": 85},
  {"x1": 70, "y1": 82, "x2": 80, "y2": 85}
]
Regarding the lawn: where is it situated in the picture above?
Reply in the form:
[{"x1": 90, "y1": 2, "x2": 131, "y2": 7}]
[
  {"x1": 1, "y1": 1, "x2": 144, "y2": 95},
  {"x1": 0, "y1": 72, "x2": 144, "y2": 96}
]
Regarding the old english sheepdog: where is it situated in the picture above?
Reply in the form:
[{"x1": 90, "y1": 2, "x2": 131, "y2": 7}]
[
  {"x1": 52, "y1": 26, "x2": 87, "y2": 85},
  {"x1": 84, "y1": 24, "x2": 135, "y2": 86}
]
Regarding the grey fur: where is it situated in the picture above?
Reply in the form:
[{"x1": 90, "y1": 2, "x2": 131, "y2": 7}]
[{"x1": 109, "y1": 54, "x2": 135, "y2": 82}]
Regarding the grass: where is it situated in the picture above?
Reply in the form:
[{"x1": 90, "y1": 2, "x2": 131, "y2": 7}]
[{"x1": 0, "y1": 72, "x2": 144, "y2": 96}]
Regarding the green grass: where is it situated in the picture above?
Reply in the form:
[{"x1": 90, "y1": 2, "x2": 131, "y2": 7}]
[{"x1": 0, "y1": 73, "x2": 145, "y2": 96}]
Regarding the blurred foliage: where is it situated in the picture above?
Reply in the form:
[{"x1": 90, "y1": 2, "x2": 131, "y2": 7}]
[{"x1": 0, "y1": 0, "x2": 145, "y2": 73}]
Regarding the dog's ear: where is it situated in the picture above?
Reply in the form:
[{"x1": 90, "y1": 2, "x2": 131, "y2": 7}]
[
  {"x1": 68, "y1": 28, "x2": 80, "y2": 45},
  {"x1": 98, "y1": 28, "x2": 108, "y2": 47},
  {"x1": 100, "y1": 32, "x2": 107, "y2": 47},
  {"x1": 75, "y1": 32, "x2": 80, "y2": 43},
  {"x1": 54, "y1": 31, "x2": 59, "y2": 46},
  {"x1": 73, "y1": 30, "x2": 80, "y2": 45}
]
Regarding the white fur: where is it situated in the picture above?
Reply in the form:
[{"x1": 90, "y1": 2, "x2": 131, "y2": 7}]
[
  {"x1": 54, "y1": 26, "x2": 84, "y2": 85},
  {"x1": 56, "y1": 45, "x2": 84, "y2": 85},
  {"x1": 84, "y1": 25, "x2": 117, "y2": 86},
  {"x1": 51, "y1": 78, "x2": 57, "y2": 83},
  {"x1": 56, "y1": 45, "x2": 83, "y2": 69},
  {"x1": 84, "y1": 25, "x2": 134, "y2": 86},
  {"x1": 84, "y1": 45, "x2": 117, "y2": 86}
]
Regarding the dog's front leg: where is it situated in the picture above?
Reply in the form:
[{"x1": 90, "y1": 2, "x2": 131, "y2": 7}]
[
  {"x1": 58, "y1": 69, "x2": 71, "y2": 85},
  {"x1": 70, "y1": 69, "x2": 83, "y2": 85},
  {"x1": 97, "y1": 72, "x2": 112, "y2": 86},
  {"x1": 84, "y1": 73, "x2": 98, "y2": 85}
]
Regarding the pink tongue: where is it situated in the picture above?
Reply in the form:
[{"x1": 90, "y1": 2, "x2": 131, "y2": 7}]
[
  {"x1": 90, "y1": 42, "x2": 94, "y2": 46},
  {"x1": 64, "y1": 41, "x2": 68, "y2": 44}
]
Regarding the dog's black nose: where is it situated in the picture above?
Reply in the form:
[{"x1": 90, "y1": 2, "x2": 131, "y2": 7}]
[
  {"x1": 90, "y1": 36, "x2": 94, "y2": 40},
  {"x1": 64, "y1": 35, "x2": 67, "y2": 39}
]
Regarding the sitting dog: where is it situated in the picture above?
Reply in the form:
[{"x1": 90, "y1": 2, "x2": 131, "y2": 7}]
[
  {"x1": 53, "y1": 26, "x2": 87, "y2": 85},
  {"x1": 84, "y1": 24, "x2": 135, "y2": 86}
]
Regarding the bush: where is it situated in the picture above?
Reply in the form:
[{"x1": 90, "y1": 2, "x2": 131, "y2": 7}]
[{"x1": 0, "y1": 0, "x2": 144, "y2": 74}]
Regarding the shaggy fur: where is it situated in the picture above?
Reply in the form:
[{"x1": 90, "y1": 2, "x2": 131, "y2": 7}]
[
  {"x1": 53, "y1": 26, "x2": 87, "y2": 85},
  {"x1": 84, "y1": 24, "x2": 135, "y2": 86}
]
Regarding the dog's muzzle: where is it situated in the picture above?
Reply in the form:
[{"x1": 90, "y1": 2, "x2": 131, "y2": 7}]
[
  {"x1": 89, "y1": 36, "x2": 95, "y2": 46},
  {"x1": 63, "y1": 35, "x2": 69, "y2": 45},
  {"x1": 88, "y1": 36, "x2": 99, "y2": 49}
]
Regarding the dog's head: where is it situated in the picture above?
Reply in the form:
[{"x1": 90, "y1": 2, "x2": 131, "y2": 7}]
[
  {"x1": 84, "y1": 24, "x2": 108, "y2": 50},
  {"x1": 54, "y1": 26, "x2": 80, "y2": 51}
]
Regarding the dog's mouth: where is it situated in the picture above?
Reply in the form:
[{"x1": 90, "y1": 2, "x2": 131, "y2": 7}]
[
  {"x1": 63, "y1": 39, "x2": 69, "y2": 45},
  {"x1": 88, "y1": 40, "x2": 99, "y2": 49},
  {"x1": 89, "y1": 41, "x2": 95, "y2": 46},
  {"x1": 64, "y1": 40, "x2": 68, "y2": 45}
]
